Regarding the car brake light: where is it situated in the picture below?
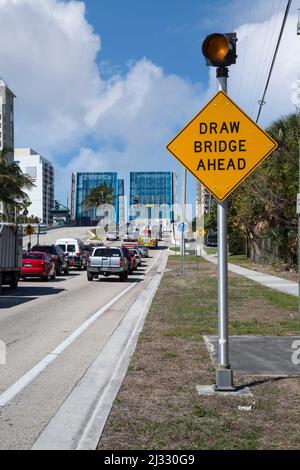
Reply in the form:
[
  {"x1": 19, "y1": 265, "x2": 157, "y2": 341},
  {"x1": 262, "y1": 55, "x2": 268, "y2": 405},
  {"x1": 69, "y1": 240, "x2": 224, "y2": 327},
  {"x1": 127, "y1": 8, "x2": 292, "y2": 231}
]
[{"x1": 76, "y1": 252, "x2": 80, "y2": 257}]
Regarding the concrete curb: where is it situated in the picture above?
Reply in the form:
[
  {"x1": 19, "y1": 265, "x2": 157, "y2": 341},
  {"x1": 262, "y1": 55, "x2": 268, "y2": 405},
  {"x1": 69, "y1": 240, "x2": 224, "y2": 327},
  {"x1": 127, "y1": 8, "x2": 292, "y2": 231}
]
[{"x1": 32, "y1": 252, "x2": 168, "y2": 450}]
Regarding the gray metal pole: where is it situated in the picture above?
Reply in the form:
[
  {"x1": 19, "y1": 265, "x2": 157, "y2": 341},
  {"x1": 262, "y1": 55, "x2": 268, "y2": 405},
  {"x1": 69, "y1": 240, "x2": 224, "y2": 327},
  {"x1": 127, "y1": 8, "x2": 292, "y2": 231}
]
[
  {"x1": 37, "y1": 223, "x2": 40, "y2": 245},
  {"x1": 218, "y1": 199, "x2": 229, "y2": 366},
  {"x1": 182, "y1": 168, "x2": 187, "y2": 219},
  {"x1": 298, "y1": 138, "x2": 300, "y2": 317},
  {"x1": 181, "y1": 228, "x2": 184, "y2": 275},
  {"x1": 181, "y1": 168, "x2": 187, "y2": 268},
  {"x1": 215, "y1": 67, "x2": 235, "y2": 391},
  {"x1": 46, "y1": 184, "x2": 49, "y2": 227}
]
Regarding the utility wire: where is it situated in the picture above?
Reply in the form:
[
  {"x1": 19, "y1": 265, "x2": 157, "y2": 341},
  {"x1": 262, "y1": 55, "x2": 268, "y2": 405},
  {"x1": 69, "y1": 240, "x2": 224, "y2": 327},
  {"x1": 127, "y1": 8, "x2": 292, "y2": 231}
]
[
  {"x1": 249, "y1": 0, "x2": 281, "y2": 117},
  {"x1": 256, "y1": 0, "x2": 292, "y2": 123}
]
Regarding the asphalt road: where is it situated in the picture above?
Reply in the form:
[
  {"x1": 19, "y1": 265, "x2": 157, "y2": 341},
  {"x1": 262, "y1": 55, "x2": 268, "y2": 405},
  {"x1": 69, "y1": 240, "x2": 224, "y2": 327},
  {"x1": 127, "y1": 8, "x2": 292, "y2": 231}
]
[
  {"x1": 0, "y1": 229, "x2": 165, "y2": 449},
  {"x1": 22, "y1": 225, "x2": 94, "y2": 248}
]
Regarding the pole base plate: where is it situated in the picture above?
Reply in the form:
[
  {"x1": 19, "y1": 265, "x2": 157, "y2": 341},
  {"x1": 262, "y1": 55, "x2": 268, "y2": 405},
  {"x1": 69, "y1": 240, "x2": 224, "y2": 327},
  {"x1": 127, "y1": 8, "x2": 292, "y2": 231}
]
[
  {"x1": 215, "y1": 368, "x2": 235, "y2": 391},
  {"x1": 196, "y1": 385, "x2": 253, "y2": 397}
]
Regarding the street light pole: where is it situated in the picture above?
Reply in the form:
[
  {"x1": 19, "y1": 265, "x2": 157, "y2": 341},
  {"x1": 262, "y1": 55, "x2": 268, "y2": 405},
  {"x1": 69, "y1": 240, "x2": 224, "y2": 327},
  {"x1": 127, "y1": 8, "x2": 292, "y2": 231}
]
[
  {"x1": 46, "y1": 184, "x2": 49, "y2": 227},
  {"x1": 298, "y1": 138, "x2": 300, "y2": 317}
]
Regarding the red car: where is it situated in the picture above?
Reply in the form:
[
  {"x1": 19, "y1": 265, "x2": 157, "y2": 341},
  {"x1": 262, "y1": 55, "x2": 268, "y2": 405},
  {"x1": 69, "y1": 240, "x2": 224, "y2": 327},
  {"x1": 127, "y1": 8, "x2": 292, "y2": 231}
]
[
  {"x1": 21, "y1": 252, "x2": 56, "y2": 282},
  {"x1": 121, "y1": 246, "x2": 137, "y2": 273}
]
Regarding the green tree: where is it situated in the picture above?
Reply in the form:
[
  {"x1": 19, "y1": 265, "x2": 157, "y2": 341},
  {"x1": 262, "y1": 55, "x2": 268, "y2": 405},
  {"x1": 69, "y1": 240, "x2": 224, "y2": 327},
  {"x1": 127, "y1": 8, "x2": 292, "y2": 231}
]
[
  {"x1": 82, "y1": 182, "x2": 115, "y2": 211},
  {"x1": 228, "y1": 113, "x2": 300, "y2": 266},
  {"x1": 0, "y1": 147, "x2": 34, "y2": 221},
  {"x1": 204, "y1": 202, "x2": 217, "y2": 233}
]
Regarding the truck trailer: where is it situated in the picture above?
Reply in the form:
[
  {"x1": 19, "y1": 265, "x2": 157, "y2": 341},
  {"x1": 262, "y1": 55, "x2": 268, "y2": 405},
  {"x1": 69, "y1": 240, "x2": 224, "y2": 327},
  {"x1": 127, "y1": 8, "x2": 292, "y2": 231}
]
[{"x1": 0, "y1": 224, "x2": 22, "y2": 294}]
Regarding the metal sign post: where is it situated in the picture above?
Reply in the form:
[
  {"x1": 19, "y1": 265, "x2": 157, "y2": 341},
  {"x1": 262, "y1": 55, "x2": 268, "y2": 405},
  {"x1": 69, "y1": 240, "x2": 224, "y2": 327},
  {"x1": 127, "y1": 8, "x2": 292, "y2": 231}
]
[
  {"x1": 181, "y1": 167, "x2": 187, "y2": 258},
  {"x1": 178, "y1": 223, "x2": 186, "y2": 274},
  {"x1": 215, "y1": 66, "x2": 235, "y2": 390},
  {"x1": 298, "y1": 139, "x2": 300, "y2": 318},
  {"x1": 166, "y1": 31, "x2": 278, "y2": 395},
  {"x1": 181, "y1": 227, "x2": 185, "y2": 274}
]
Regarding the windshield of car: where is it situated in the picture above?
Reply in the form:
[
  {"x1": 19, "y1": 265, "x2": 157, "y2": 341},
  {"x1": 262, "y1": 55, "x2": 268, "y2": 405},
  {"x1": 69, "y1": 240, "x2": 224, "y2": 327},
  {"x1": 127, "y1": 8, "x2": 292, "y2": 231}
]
[
  {"x1": 23, "y1": 253, "x2": 44, "y2": 260},
  {"x1": 94, "y1": 248, "x2": 121, "y2": 257},
  {"x1": 67, "y1": 245, "x2": 76, "y2": 253},
  {"x1": 32, "y1": 246, "x2": 53, "y2": 254}
]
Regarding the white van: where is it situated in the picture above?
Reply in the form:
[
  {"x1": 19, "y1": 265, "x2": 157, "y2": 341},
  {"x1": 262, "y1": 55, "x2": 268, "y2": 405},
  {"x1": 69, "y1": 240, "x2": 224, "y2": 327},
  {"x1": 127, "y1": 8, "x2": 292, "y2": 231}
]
[{"x1": 55, "y1": 238, "x2": 87, "y2": 270}]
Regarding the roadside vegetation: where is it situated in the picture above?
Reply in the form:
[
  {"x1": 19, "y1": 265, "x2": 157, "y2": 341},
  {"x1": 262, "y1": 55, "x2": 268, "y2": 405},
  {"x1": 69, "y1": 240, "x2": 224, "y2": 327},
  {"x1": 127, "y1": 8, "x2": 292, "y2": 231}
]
[
  {"x1": 82, "y1": 182, "x2": 115, "y2": 211},
  {"x1": 98, "y1": 256, "x2": 300, "y2": 450},
  {"x1": 0, "y1": 147, "x2": 34, "y2": 222},
  {"x1": 205, "y1": 112, "x2": 300, "y2": 269}
]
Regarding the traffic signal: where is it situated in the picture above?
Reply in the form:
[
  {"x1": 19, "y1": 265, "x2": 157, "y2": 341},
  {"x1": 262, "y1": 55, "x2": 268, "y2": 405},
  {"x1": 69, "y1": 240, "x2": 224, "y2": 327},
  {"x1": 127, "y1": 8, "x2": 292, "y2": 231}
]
[{"x1": 202, "y1": 33, "x2": 237, "y2": 67}]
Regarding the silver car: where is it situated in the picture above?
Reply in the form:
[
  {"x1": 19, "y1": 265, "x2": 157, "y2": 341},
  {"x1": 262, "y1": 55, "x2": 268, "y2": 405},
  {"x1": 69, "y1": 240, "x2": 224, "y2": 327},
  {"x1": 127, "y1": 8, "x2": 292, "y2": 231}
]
[{"x1": 87, "y1": 247, "x2": 128, "y2": 281}]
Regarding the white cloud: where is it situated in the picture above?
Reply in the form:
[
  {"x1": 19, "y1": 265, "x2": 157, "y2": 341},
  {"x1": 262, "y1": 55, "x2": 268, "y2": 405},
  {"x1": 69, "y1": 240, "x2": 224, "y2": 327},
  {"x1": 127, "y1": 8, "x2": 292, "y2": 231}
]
[
  {"x1": 0, "y1": 0, "x2": 101, "y2": 155},
  {"x1": 87, "y1": 59, "x2": 203, "y2": 154},
  {"x1": 0, "y1": 0, "x2": 203, "y2": 199}
]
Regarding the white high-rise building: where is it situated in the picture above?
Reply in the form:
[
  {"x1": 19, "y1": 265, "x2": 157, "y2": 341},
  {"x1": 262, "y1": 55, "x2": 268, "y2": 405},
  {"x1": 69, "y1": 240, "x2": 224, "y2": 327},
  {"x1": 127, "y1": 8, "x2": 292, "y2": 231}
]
[
  {"x1": 0, "y1": 79, "x2": 15, "y2": 162},
  {"x1": 14, "y1": 148, "x2": 54, "y2": 224}
]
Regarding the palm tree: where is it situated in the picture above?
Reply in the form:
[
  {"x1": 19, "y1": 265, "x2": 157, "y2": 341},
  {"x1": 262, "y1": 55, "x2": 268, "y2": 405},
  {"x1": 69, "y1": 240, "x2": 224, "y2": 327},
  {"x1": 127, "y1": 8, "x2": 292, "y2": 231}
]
[
  {"x1": 17, "y1": 200, "x2": 32, "y2": 223},
  {"x1": 0, "y1": 147, "x2": 34, "y2": 221},
  {"x1": 82, "y1": 182, "x2": 116, "y2": 211}
]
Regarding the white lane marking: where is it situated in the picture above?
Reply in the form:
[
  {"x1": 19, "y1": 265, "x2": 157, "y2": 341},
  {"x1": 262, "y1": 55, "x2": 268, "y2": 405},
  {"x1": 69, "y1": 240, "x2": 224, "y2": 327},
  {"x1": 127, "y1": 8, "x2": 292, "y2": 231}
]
[
  {"x1": 0, "y1": 283, "x2": 135, "y2": 408},
  {"x1": 77, "y1": 250, "x2": 167, "y2": 450},
  {"x1": 0, "y1": 250, "x2": 163, "y2": 408},
  {"x1": 77, "y1": 277, "x2": 161, "y2": 449},
  {"x1": 32, "y1": 251, "x2": 168, "y2": 450}
]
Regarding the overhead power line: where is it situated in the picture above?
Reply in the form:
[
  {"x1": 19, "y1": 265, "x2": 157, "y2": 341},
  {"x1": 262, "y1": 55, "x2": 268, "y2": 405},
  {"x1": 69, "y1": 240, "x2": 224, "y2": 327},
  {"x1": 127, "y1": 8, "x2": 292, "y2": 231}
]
[{"x1": 256, "y1": 0, "x2": 292, "y2": 123}]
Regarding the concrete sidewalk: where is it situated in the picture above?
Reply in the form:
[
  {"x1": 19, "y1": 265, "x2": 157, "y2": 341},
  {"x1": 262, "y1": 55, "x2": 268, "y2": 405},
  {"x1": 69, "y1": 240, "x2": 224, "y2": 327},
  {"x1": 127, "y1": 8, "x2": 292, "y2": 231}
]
[{"x1": 203, "y1": 252, "x2": 298, "y2": 297}]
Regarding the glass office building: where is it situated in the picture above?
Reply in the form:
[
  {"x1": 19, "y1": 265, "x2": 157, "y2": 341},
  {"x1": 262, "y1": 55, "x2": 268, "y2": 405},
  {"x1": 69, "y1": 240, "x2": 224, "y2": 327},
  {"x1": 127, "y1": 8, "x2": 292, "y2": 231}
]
[
  {"x1": 75, "y1": 172, "x2": 119, "y2": 226},
  {"x1": 129, "y1": 172, "x2": 177, "y2": 222}
]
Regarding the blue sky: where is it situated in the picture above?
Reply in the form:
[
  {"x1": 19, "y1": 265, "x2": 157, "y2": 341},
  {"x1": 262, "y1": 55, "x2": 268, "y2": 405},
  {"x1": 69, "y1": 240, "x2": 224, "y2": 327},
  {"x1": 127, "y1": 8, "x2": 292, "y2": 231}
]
[
  {"x1": 84, "y1": 0, "x2": 209, "y2": 83},
  {"x1": 0, "y1": 0, "x2": 299, "y2": 208},
  {"x1": 82, "y1": 0, "x2": 276, "y2": 83}
]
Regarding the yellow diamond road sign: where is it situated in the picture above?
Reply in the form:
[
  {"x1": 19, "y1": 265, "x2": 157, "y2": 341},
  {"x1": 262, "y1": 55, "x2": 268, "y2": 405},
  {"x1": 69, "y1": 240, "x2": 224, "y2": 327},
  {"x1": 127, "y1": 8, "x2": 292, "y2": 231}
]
[
  {"x1": 167, "y1": 91, "x2": 278, "y2": 202},
  {"x1": 196, "y1": 227, "x2": 206, "y2": 237}
]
